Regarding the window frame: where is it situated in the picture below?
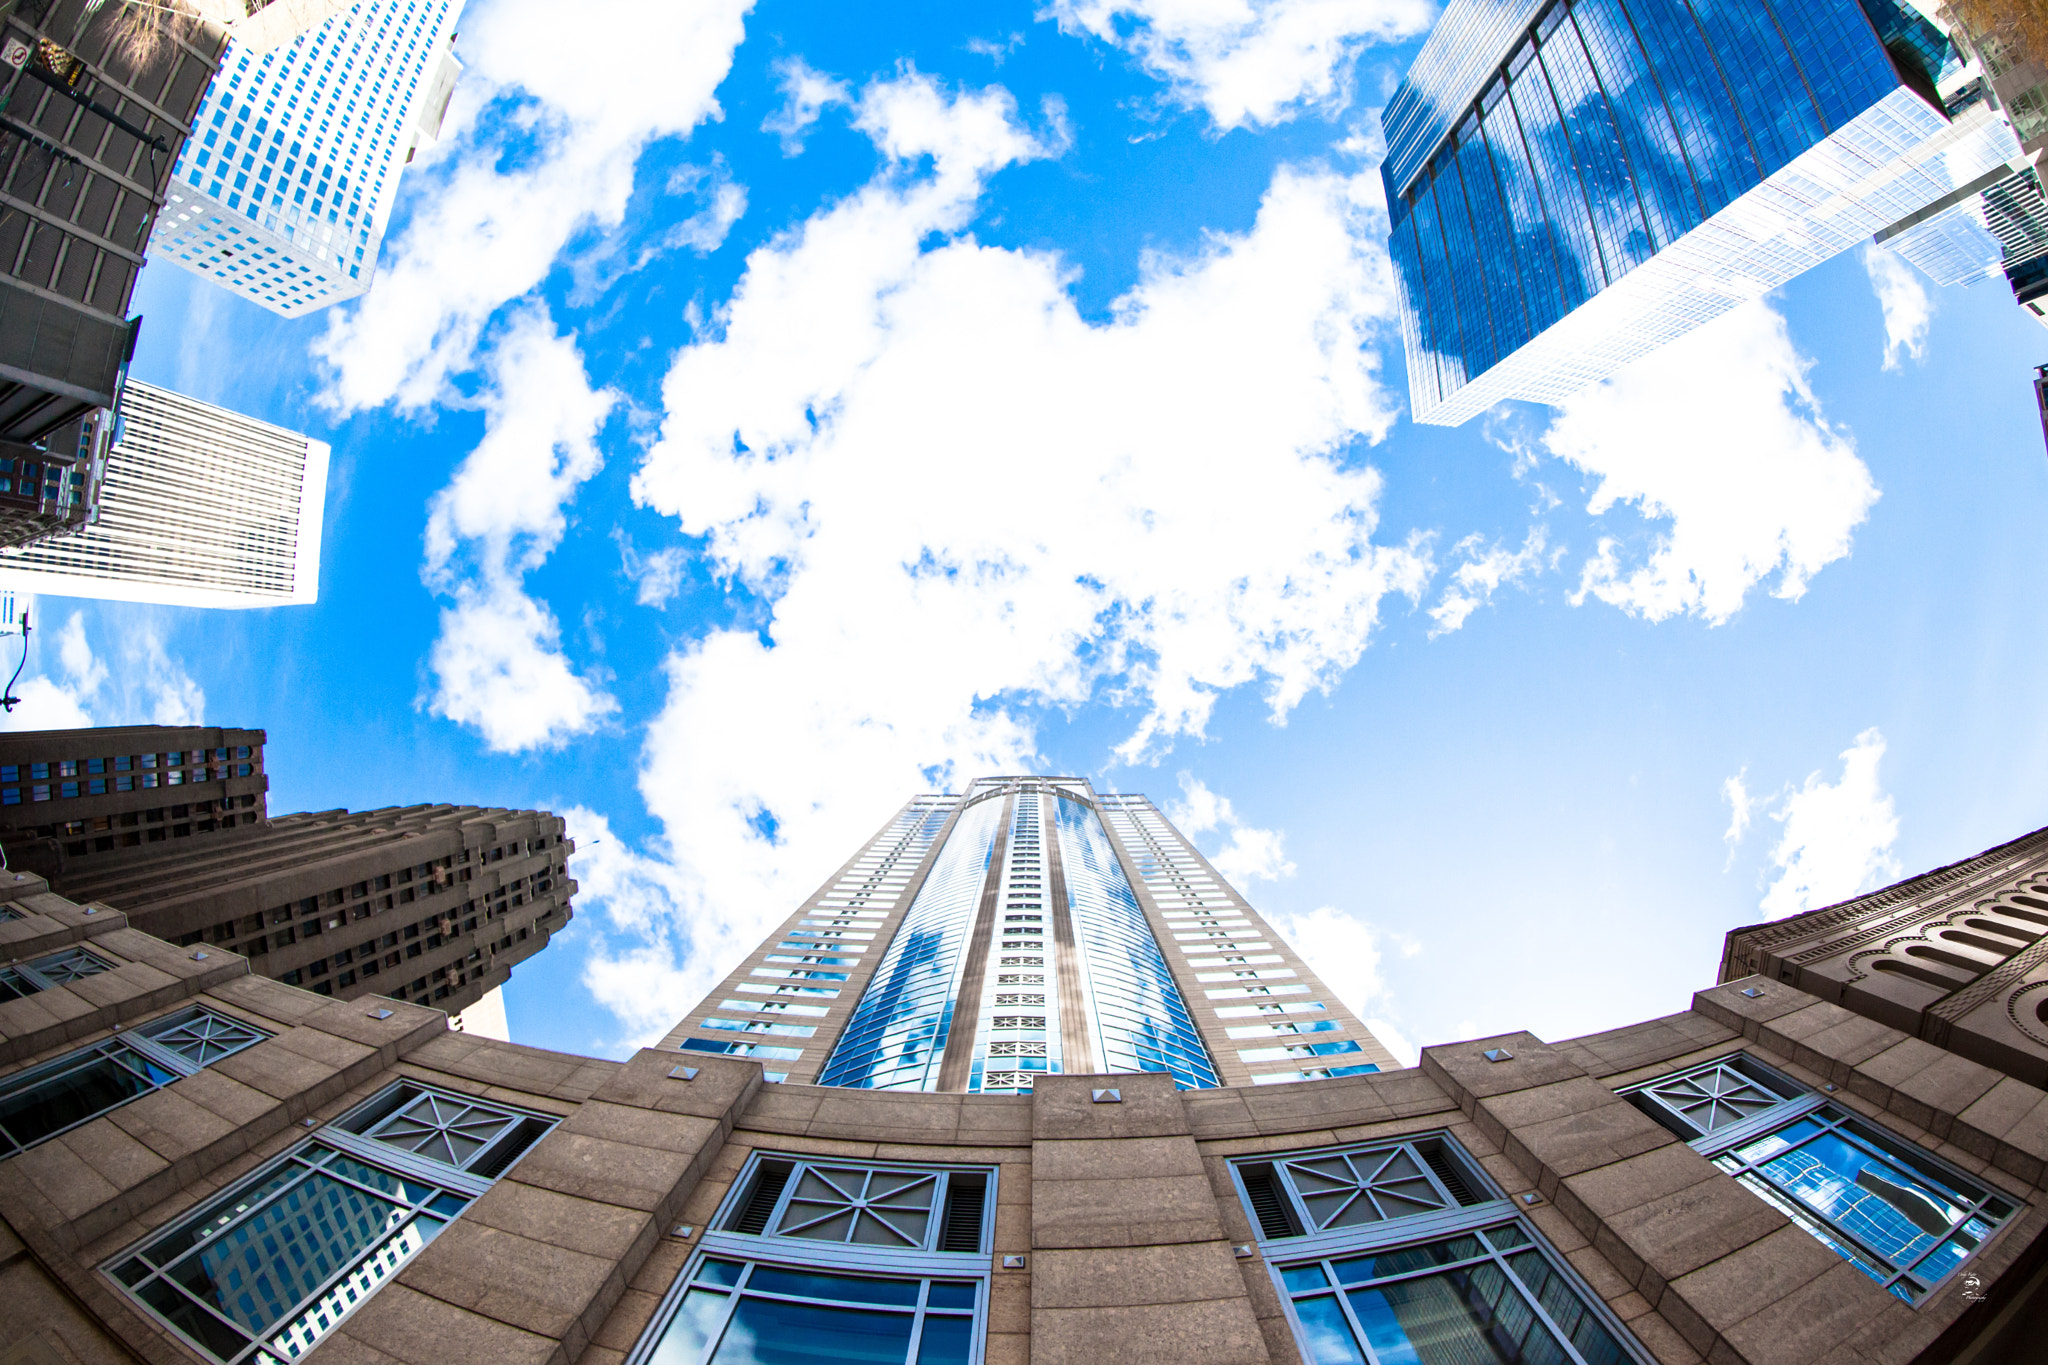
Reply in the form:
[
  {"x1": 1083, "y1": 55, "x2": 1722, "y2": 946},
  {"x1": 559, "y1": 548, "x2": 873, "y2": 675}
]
[
  {"x1": 0, "y1": 1006, "x2": 271, "y2": 1157},
  {"x1": 0, "y1": 944, "x2": 116, "y2": 997},
  {"x1": 1621, "y1": 1053, "x2": 2019, "y2": 1304},
  {"x1": 103, "y1": 1080, "x2": 560, "y2": 1365},
  {"x1": 626, "y1": 1152, "x2": 1000, "y2": 1365},
  {"x1": 1230, "y1": 1134, "x2": 1655, "y2": 1365}
]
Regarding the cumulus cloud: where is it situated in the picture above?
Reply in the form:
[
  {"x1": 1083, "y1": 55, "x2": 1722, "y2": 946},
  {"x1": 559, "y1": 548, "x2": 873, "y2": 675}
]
[
  {"x1": 1541, "y1": 302, "x2": 1879, "y2": 625},
  {"x1": 0, "y1": 610, "x2": 206, "y2": 730},
  {"x1": 1756, "y1": 728, "x2": 1901, "y2": 918},
  {"x1": 1047, "y1": 0, "x2": 1434, "y2": 130},
  {"x1": 1861, "y1": 243, "x2": 1933, "y2": 371},
  {"x1": 423, "y1": 311, "x2": 617, "y2": 751},
  {"x1": 313, "y1": 0, "x2": 753, "y2": 412},
  {"x1": 1427, "y1": 526, "x2": 1550, "y2": 637},
  {"x1": 581, "y1": 69, "x2": 1426, "y2": 1037},
  {"x1": 1168, "y1": 774, "x2": 1298, "y2": 884},
  {"x1": 763, "y1": 57, "x2": 851, "y2": 153},
  {"x1": 569, "y1": 159, "x2": 748, "y2": 306},
  {"x1": 1722, "y1": 767, "x2": 1753, "y2": 868}
]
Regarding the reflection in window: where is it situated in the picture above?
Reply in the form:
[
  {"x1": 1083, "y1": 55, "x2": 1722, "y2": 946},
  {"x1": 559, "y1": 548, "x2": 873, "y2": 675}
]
[
  {"x1": 1625, "y1": 1053, "x2": 2016, "y2": 1302},
  {"x1": 106, "y1": 1081, "x2": 557, "y2": 1364},
  {"x1": 0, "y1": 1006, "x2": 269, "y2": 1157},
  {"x1": 1276, "y1": 1224, "x2": 1634, "y2": 1365},
  {"x1": 636, "y1": 1258, "x2": 981, "y2": 1365}
]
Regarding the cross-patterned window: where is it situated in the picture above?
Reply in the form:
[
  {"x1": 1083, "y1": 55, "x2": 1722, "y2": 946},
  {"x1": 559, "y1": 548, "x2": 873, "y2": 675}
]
[
  {"x1": 334, "y1": 1081, "x2": 555, "y2": 1179},
  {"x1": 0, "y1": 1006, "x2": 269, "y2": 1157},
  {"x1": 1235, "y1": 1136, "x2": 1483, "y2": 1239},
  {"x1": 718, "y1": 1156, "x2": 993, "y2": 1256},
  {"x1": 0, "y1": 945, "x2": 114, "y2": 1000},
  {"x1": 1622, "y1": 1054, "x2": 1802, "y2": 1139}
]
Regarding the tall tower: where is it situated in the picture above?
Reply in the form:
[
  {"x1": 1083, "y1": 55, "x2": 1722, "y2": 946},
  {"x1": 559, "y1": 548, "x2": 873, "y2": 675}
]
[
  {"x1": 0, "y1": 379, "x2": 328, "y2": 608},
  {"x1": 1382, "y1": 0, "x2": 2017, "y2": 426},
  {"x1": 147, "y1": 0, "x2": 463, "y2": 316},
  {"x1": 663, "y1": 776, "x2": 1399, "y2": 1089}
]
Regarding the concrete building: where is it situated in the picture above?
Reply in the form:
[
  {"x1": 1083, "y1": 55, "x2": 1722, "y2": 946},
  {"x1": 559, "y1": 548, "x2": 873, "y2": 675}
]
[
  {"x1": 5, "y1": 794, "x2": 2048, "y2": 1363},
  {"x1": 147, "y1": 0, "x2": 463, "y2": 316},
  {"x1": 1382, "y1": 0, "x2": 2019, "y2": 426},
  {"x1": 0, "y1": 0, "x2": 226, "y2": 545},
  {"x1": 662, "y1": 776, "x2": 1401, "y2": 1090},
  {"x1": 0, "y1": 725, "x2": 573, "y2": 1018},
  {"x1": 0, "y1": 379, "x2": 328, "y2": 608}
]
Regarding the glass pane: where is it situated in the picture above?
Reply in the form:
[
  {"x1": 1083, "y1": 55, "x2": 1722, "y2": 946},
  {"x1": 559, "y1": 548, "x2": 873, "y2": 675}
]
[
  {"x1": 144, "y1": 1164, "x2": 312, "y2": 1266},
  {"x1": 744, "y1": 1267, "x2": 922, "y2": 1307},
  {"x1": 698, "y1": 1259, "x2": 747, "y2": 1288},
  {"x1": 264, "y1": 1215, "x2": 439, "y2": 1360},
  {"x1": 1485, "y1": 1224, "x2": 1531, "y2": 1250},
  {"x1": 925, "y1": 1282, "x2": 976, "y2": 1310},
  {"x1": 137, "y1": 1275, "x2": 255, "y2": 1361},
  {"x1": 649, "y1": 1289, "x2": 730, "y2": 1365},
  {"x1": 1281, "y1": 1263, "x2": 1331, "y2": 1292},
  {"x1": 1331, "y1": 1235, "x2": 1484, "y2": 1284},
  {"x1": 0, "y1": 1048, "x2": 166, "y2": 1151},
  {"x1": 1289, "y1": 1295, "x2": 1366, "y2": 1365},
  {"x1": 1734, "y1": 1117, "x2": 1822, "y2": 1165},
  {"x1": 162, "y1": 1172, "x2": 406, "y2": 1335},
  {"x1": 913, "y1": 1314, "x2": 974, "y2": 1365},
  {"x1": 1348, "y1": 1262, "x2": 1573, "y2": 1365},
  {"x1": 1755, "y1": 1129, "x2": 1963, "y2": 1268},
  {"x1": 325, "y1": 1153, "x2": 433, "y2": 1204},
  {"x1": 1507, "y1": 1251, "x2": 1629, "y2": 1365},
  {"x1": 708, "y1": 1297, "x2": 915, "y2": 1365}
]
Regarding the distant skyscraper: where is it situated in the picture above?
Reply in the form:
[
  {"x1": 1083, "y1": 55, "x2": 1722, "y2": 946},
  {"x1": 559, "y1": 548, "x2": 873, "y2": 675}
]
[
  {"x1": 1383, "y1": 0, "x2": 2018, "y2": 426},
  {"x1": 0, "y1": 379, "x2": 327, "y2": 608},
  {"x1": 147, "y1": 0, "x2": 463, "y2": 316},
  {"x1": 665, "y1": 776, "x2": 1400, "y2": 1090},
  {"x1": 0, "y1": 1, "x2": 225, "y2": 543}
]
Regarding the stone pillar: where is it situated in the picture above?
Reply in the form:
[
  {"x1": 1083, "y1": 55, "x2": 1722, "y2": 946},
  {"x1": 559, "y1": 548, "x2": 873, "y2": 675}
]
[{"x1": 1028, "y1": 1073, "x2": 1270, "y2": 1365}]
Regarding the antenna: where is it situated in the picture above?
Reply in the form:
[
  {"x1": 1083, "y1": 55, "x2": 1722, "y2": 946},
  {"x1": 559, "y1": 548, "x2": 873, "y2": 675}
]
[{"x1": 2, "y1": 609, "x2": 30, "y2": 711}]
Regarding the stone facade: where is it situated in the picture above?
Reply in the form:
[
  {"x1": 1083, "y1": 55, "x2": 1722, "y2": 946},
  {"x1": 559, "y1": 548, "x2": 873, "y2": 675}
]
[
  {"x1": 1723, "y1": 823, "x2": 2048, "y2": 1091},
  {"x1": 4, "y1": 870, "x2": 2046, "y2": 1365}
]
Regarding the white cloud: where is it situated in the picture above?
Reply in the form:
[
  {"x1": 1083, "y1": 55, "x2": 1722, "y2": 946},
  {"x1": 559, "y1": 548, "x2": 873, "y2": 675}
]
[
  {"x1": 1047, "y1": 0, "x2": 1434, "y2": 130},
  {"x1": 0, "y1": 610, "x2": 206, "y2": 730},
  {"x1": 313, "y1": 0, "x2": 753, "y2": 413},
  {"x1": 1759, "y1": 728, "x2": 1901, "y2": 918},
  {"x1": 569, "y1": 159, "x2": 748, "y2": 306},
  {"x1": 762, "y1": 57, "x2": 851, "y2": 153},
  {"x1": 1722, "y1": 767, "x2": 1753, "y2": 868},
  {"x1": 583, "y1": 70, "x2": 1426, "y2": 1038},
  {"x1": 1861, "y1": 243, "x2": 1933, "y2": 372},
  {"x1": 1427, "y1": 526, "x2": 1549, "y2": 637},
  {"x1": 617, "y1": 533, "x2": 688, "y2": 608},
  {"x1": 1542, "y1": 302, "x2": 1880, "y2": 625},
  {"x1": 423, "y1": 311, "x2": 617, "y2": 752},
  {"x1": 1267, "y1": 904, "x2": 1416, "y2": 1064},
  {"x1": 1168, "y1": 773, "x2": 1297, "y2": 884}
]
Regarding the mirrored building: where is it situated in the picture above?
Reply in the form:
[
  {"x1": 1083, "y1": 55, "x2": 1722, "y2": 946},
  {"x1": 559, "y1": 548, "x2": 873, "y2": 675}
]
[
  {"x1": 1383, "y1": 0, "x2": 2019, "y2": 426},
  {"x1": 660, "y1": 776, "x2": 1401, "y2": 1091}
]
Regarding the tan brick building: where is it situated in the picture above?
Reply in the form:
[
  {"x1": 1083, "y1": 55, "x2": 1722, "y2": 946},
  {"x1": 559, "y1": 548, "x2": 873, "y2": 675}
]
[{"x1": 5, "y1": 821, "x2": 2048, "y2": 1364}]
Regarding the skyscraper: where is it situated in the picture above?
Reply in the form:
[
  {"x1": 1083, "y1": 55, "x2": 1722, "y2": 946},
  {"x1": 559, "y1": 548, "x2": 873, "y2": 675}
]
[
  {"x1": 147, "y1": 0, "x2": 463, "y2": 316},
  {"x1": 0, "y1": 379, "x2": 328, "y2": 608},
  {"x1": 1383, "y1": 0, "x2": 2018, "y2": 426},
  {"x1": 663, "y1": 776, "x2": 1400, "y2": 1089},
  {"x1": 0, "y1": 0, "x2": 225, "y2": 543}
]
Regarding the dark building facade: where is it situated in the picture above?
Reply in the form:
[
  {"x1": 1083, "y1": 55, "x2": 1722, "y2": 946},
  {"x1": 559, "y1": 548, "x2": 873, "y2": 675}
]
[
  {"x1": 0, "y1": 723, "x2": 269, "y2": 880},
  {"x1": 52, "y1": 802, "x2": 575, "y2": 1016},
  {"x1": 0, "y1": 0, "x2": 225, "y2": 545}
]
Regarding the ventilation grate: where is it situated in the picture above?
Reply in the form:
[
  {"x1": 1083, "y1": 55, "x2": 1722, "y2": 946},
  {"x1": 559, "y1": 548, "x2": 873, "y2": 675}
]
[
  {"x1": 1239, "y1": 1163, "x2": 1301, "y2": 1238},
  {"x1": 731, "y1": 1160, "x2": 794, "y2": 1235},
  {"x1": 1420, "y1": 1145, "x2": 1479, "y2": 1207},
  {"x1": 468, "y1": 1117, "x2": 550, "y2": 1180},
  {"x1": 940, "y1": 1173, "x2": 988, "y2": 1253}
]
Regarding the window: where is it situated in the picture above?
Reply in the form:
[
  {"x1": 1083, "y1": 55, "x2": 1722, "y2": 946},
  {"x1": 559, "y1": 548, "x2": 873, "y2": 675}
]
[
  {"x1": 627, "y1": 1157, "x2": 993, "y2": 1365},
  {"x1": 107, "y1": 1081, "x2": 557, "y2": 1365},
  {"x1": 1234, "y1": 1137, "x2": 1647, "y2": 1365},
  {"x1": 0, "y1": 1007, "x2": 269, "y2": 1157},
  {"x1": 0, "y1": 946, "x2": 115, "y2": 1000},
  {"x1": 1625, "y1": 1055, "x2": 2015, "y2": 1303}
]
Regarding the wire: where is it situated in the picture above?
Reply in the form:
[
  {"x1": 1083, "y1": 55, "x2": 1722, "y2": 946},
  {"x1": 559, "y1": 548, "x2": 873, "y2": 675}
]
[{"x1": 2, "y1": 610, "x2": 30, "y2": 711}]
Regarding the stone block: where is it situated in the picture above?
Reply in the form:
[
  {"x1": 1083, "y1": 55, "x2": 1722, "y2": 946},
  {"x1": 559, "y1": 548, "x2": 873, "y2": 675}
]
[
  {"x1": 587, "y1": 1049, "x2": 761, "y2": 1123},
  {"x1": 397, "y1": 1217, "x2": 619, "y2": 1343},
  {"x1": 1716, "y1": 1261, "x2": 1896, "y2": 1365},
  {"x1": 1032, "y1": 1241, "x2": 1255, "y2": 1309},
  {"x1": 1603, "y1": 1171, "x2": 1787, "y2": 1287},
  {"x1": 329, "y1": 1284, "x2": 563, "y2": 1365},
  {"x1": 1032, "y1": 1073, "x2": 1189, "y2": 1141},
  {"x1": 1506, "y1": 1099, "x2": 1677, "y2": 1180},
  {"x1": 209, "y1": 1037, "x2": 344, "y2": 1105},
  {"x1": 1665, "y1": 1224, "x2": 1840, "y2": 1337},
  {"x1": 3, "y1": 1133, "x2": 120, "y2": 1224},
  {"x1": 1033, "y1": 1135, "x2": 1204, "y2": 1182},
  {"x1": 504, "y1": 1131, "x2": 701, "y2": 1215},
  {"x1": 1424, "y1": 1033, "x2": 1585, "y2": 1104},
  {"x1": 1030, "y1": 1300, "x2": 1270, "y2": 1365},
  {"x1": 1692, "y1": 980, "x2": 1816, "y2": 1035},
  {"x1": 464, "y1": 1178, "x2": 655, "y2": 1262},
  {"x1": 1562, "y1": 1142, "x2": 1720, "y2": 1221},
  {"x1": 1031, "y1": 1174, "x2": 1223, "y2": 1248}
]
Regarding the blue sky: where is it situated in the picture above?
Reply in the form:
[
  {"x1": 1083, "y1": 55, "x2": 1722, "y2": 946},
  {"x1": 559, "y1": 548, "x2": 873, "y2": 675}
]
[{"x1": 12, "y1": 0, "x2": 2048, "y2": 1064}]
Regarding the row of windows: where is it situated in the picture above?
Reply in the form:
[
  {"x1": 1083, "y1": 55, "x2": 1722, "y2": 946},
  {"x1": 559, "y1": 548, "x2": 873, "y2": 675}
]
[
  {"x1": 0, "y1": 746, "x2": 254, "y2": 781},
  {"x1": 0, "y1": 765, "x2": 255, "y2": 803}
]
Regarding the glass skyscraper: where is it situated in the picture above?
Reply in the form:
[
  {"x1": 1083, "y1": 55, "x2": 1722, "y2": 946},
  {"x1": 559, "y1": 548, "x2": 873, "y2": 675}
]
[
  {"x1": 1383, "y1": 0, "x2": 2020, "y2": 426},
  {"x1": 146, "y1": 0, "x2": 464, "y2": 316},
  {"x1": 662, "y1": 776, "x2": 1401, "y2": 1091}
]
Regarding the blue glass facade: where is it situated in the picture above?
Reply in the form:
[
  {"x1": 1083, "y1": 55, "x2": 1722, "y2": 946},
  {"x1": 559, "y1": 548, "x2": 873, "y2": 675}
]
[{"x1": 1384, "y1": 0, "x2": 2014, "y2": 425}]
